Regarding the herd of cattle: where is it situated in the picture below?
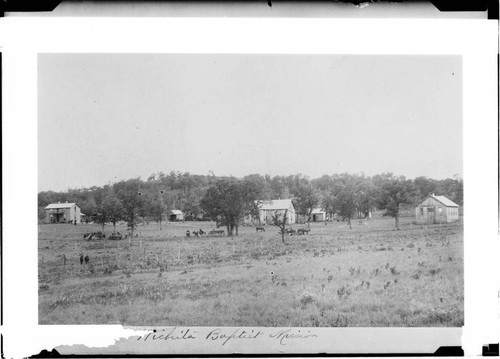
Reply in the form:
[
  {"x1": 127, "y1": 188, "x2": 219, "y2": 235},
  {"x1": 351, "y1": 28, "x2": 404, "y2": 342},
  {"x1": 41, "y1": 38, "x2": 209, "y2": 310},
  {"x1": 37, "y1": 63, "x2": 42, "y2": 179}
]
[
  {"x1": 83, "y1": 231, "x2": 124, "y2": 241},
  {"x1": 82, "y1": 224, "x2": 312, "y2": 241},
  {"x1": 186, "y1": 229, "x2": 225, "y2": 237},
  {"x1": 255, "y1": 226, "x2": 310, "y2": 235}
]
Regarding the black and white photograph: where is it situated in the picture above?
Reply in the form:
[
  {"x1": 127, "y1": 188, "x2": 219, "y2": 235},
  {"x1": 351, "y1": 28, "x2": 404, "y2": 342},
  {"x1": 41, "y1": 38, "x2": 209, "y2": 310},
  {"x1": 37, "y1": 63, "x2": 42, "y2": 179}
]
[
  {"x1": 1, "y1": 13, "x2": 498, "y2": 358},
  {"x1": 37, "y1": 53, "x2": 464, "y2": 327}
]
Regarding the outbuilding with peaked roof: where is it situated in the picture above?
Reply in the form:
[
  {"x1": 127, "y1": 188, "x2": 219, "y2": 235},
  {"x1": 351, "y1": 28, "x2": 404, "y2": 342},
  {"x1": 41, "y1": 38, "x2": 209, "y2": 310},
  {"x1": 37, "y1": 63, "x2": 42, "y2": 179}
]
[
  {"x1": 415, "y1": 194, "x2": 459, "y2": 224},
  {"x1": 169, "y1": 209, "x2": 184, "y2": 222},
  {"x1": 311, "y1": 208, "x2": 327, "y2": 222}
]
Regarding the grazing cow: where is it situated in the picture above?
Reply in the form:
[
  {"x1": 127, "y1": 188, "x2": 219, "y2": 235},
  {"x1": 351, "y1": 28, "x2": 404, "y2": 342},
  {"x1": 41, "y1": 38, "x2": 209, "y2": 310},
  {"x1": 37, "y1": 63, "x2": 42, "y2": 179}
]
[
  {"x1": 198, "y1": 229, "x2": 205, "y2": 236},
  {"x1": 193, "y1": 230, "x2": 199, "y2": 237},
  {"x1": 87, "y1": 232, "x2": 105, "y2": 240},
  {"x1": 285, "y1": 228, "x2": 296, "y2": 235},
  {"x1": 298, "y1": 228, "x2": 310, "y2": 235},
  {"x1": 186, "y1": 230, "x2": 191, "y2": 238},
  {"x1": 84, "y1": 255, "x2": 89, "y2": 264},
  {"x1": 109, "y1": 232, "x2": 122, "y2": 240},
  {"x1": 256, "y1": 226, "x2": 265, "y2": 232}
]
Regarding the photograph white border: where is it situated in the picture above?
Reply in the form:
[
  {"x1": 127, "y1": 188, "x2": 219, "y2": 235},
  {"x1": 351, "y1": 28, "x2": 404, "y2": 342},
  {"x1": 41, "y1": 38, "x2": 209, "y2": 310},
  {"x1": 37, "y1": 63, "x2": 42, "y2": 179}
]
[{"x1": 1, "y1": 17, "x2": 498, "y2": 357}]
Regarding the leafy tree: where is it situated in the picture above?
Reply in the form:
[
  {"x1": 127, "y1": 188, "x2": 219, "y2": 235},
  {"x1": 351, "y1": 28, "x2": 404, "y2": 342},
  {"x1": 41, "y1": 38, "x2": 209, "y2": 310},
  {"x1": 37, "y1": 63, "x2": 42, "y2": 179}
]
[
  {"x1": 102, "y1": 194, "x2": 124, "y2": 233},
  {"x1": 376, "y1": 175, "x2": 418, "y2": 230},
  {"x1": 181, "y1": 188, "x2": 206, "y2": 221},
  {"x1": 290, "y1": 176, "x2": 320, "y2": 223},
  {"x1": 330, "y1": 174, "x2": 358, "y2": 229},
  {"x1": 414, "y1": 176, "x2": 438, "y2": 200},
  {"x1": 321, "y1": 191, "x2": 337, "y2": 221},
  {"x1": 272, "y1": 209, "x2": 289, "y2": 243},
  {"x1": 435, "y1": 175, "x2": 463, "y2": 205},
  {"x1": 354, "y1": 176, "x2": 377, "y2": 219},
  {"x1": 335, "y1": 187, "x2": 357, "y2": 229},
  {"x1": 80, "y1": 197, "x2": 97, "y2": 223},
  {"x1": 243, "y1": 174, "x2": 272, "y2": 200},
  {"x1": 269, "y1": 175, "x2": 290, "y2": 200},
  {"x1": 200, "y1": 178, "x2": 258, "y2": 236},
  {"x1": 118, "y1": 189, "x2": 144, "y2": 239},
  {"x1": 93, "y1": 206, "x2": 109, "y2": 231},
  {"x1": 150, "y1": 192, "x2": 167, "y2": 230},
  {"x1": 312, "y1": 174, "x2": 335, "y2": 192},
  {"x1": 451, "y1": 175, "x2": 463, "y2": 205}
]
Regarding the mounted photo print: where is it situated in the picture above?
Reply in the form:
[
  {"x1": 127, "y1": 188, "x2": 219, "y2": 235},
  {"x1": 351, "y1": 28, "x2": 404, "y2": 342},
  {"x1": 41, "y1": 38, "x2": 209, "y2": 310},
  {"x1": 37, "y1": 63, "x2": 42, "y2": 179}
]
[{"x1": 1, "y1": 4, "x2": 498, "y2": 357}]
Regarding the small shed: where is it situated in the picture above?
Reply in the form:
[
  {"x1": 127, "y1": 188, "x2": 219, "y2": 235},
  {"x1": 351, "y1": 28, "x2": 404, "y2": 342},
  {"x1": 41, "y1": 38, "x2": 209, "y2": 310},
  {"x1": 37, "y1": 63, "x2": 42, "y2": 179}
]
[
  {"x1": 311, "y1": 208, "x2": 327, "y2": 222},
  {"x1": 415, "y1": 194, "x2": 459, "y2": 224},
  {"x1": 169, "y1": 209, "x2": 184, "y2": 222},
  {"x1": 44, "y1": 202, "x2": 82, "y2": 224}
]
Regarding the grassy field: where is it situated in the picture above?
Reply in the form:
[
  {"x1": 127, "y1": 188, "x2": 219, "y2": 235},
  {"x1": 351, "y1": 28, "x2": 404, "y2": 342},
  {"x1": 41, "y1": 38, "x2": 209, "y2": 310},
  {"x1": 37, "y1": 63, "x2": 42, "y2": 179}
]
[{"x1": 38, "y1": 217, "x2": 463, "y2": 327}]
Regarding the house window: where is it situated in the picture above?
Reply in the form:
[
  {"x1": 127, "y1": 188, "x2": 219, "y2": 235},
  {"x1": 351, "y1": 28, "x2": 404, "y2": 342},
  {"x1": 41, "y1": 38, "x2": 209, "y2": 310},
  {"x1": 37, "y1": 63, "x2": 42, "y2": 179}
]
[{"x1": 420, "y1": 208, "x2": 424, "y2": 215}]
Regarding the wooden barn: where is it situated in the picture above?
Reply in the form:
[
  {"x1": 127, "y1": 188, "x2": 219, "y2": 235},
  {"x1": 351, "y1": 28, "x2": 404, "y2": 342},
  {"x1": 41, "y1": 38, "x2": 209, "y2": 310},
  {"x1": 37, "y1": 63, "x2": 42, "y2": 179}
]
[
  {"x1": 254, "y1": 199, "x2": 296, "y2": 225},
  {"x1": 415, "y1": 194, "x2": 459, "y2": 224},
  {"x1": 169, "y1": 209, "x2": 184, "y2": 222},
  {"x1": 44, "y1": 202, "x2": 82, "y2": 224}
]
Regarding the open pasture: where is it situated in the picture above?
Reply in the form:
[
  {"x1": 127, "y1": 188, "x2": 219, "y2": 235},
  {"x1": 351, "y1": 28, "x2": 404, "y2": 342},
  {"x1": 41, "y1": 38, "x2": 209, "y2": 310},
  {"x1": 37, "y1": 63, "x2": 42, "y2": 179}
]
[{"x1": 38, "y1": 217, "x2": 463, "y2": 326}]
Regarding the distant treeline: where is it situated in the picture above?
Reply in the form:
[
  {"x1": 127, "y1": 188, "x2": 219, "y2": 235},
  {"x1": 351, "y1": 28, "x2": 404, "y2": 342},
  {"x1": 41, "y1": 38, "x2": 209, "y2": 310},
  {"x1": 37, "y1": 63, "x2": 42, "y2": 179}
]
[{"x1": 38, "y1": 171, "x2": 463, "y2": 228}]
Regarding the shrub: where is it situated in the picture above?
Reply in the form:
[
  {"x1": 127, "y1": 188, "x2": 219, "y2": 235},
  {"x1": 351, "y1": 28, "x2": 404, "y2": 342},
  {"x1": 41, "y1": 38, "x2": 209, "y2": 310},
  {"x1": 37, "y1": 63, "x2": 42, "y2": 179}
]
[
  {"x1": 411, "y1": 272, "x2": 421, "y2": 280},
  {"x1": 429, "y1": 268, "x2": 441, "y2": 276},
  {"x1": 337, "y1": 285, "x2": 352, "y2": 300},
  {"x1": 299, "y1": 291, "x2": 315, "y2": 308}
]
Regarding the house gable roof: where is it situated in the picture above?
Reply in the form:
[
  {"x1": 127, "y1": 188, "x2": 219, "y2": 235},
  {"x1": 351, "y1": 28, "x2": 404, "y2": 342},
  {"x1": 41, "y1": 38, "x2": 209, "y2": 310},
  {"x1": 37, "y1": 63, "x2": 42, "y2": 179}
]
[
  {"x1": 418, "y1": 194, "x2": 459, "y2": 208},
  {"x1": 311, "y1": 208, "x2": 326, "y2": 214},
  {"x1": 431, "y1": 195, "x2": 459, "y2": 207},
  {"x1": 256, "y1": 199, "x2": 294, "y2": 211},
  {"x1": 45, "y1": 202, "x2": 79, "y2": 210},
  {"x1": 170, "y1": 209, "x2": 183, "y2": 215}
]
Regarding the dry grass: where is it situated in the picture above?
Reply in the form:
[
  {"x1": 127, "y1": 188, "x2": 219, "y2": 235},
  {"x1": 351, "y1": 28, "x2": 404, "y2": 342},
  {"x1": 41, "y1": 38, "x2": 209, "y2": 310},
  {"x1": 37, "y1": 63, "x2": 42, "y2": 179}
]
[{"x1": 38, "y1": 217, "x2": 463, "y2": 326}]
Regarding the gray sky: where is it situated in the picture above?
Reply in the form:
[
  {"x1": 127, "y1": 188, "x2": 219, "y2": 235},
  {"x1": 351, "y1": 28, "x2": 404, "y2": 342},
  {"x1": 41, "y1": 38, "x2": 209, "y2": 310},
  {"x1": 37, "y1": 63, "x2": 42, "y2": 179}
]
[{"x1": 38, "y1": 54, "x2": 462, "y2": 192}]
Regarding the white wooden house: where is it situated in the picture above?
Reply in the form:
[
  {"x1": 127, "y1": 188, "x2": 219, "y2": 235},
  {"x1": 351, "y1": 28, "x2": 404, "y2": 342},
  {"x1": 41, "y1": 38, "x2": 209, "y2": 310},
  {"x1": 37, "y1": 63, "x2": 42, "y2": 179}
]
[
  {"x1": 253, "y1": 199, "x2": 296, "y2": 225},
  {"x1": 44, "y1": 202, "x2": 82, "y2": 224}
]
